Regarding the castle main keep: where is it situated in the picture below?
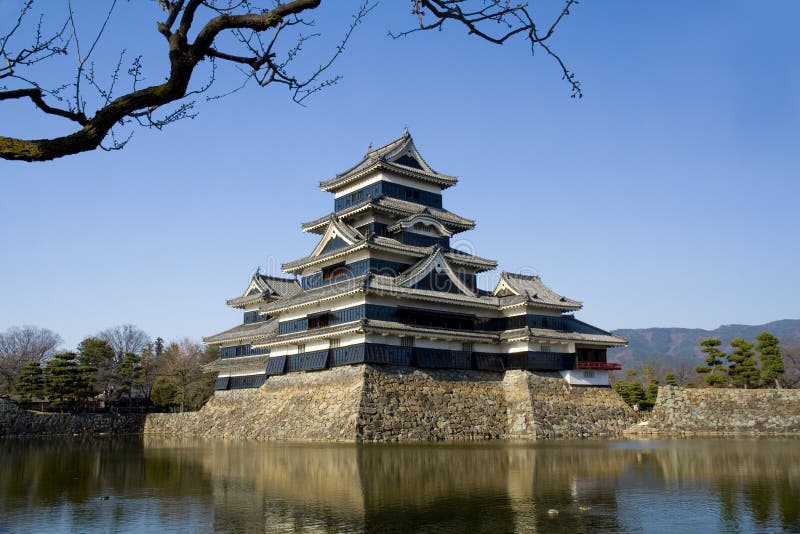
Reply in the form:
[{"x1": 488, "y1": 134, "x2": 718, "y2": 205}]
[{"x1": 204, "y1": 130, "x2": 625, "y2": 391}]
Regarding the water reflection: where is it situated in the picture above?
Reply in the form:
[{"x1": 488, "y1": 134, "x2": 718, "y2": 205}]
[{"x1": 1, "y1": 437, "x2": 798, "y2": 533}]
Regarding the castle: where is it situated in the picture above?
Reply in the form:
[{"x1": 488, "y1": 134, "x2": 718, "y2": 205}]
[{"x1": 203, "y1": 130, "x2": 625, "y2": 391}]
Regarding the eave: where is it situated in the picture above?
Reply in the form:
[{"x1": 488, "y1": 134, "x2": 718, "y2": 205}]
[
  {"x1": 319, "y1": 160, "x2": 457, "y2": 193},
  {"x1": 301, "y1": 200, "x2": 475, "y2": 235}
]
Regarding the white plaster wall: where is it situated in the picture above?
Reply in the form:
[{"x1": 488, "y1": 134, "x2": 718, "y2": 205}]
[
  {"x1": 341, "y1": 334, "x2": 367, "y2": 347},
  {"x1": 532, "y1": 341, "x2": 573, "y2": 353},
  {"x1": 560, "y1": 370, "x2": 609, "y2": 386},
  {"x1": 333, "y1": 171, "x2": 443, "y2": 197},
  {"x1": 506, "y1": 341, "x2": 530, "y2": 354},
  {"x1": 305, "y1": 339, "x2": 331, "y2": 352},
  {"x1": 227, "y1": 370, "x2": 265, "y2": 378}
]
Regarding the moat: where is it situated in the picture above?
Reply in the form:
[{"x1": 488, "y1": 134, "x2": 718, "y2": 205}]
[{"x1": 1, "y1": 437, "x2": 798, "y2": 533}]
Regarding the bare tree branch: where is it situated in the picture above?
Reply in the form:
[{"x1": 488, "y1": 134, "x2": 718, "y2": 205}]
[
  {"x1": 395, "y1": 0, "x2": 582, "y2": 98},
  {"x1": 0, "y1": 0, "x2": 580, "y2": 162}
]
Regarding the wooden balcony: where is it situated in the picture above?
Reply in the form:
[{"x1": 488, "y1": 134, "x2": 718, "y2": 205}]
[{"x1": 576, "y1": 361, "x2": 622, "y2": 371}]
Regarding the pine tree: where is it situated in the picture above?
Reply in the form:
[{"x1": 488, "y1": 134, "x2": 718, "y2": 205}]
[
  {"x1": 665, "y1": 373, "x2": 678, "y2": 387},
  {"x1": 150, "y1": 377, "x2": 178, "y2": 410},
  {"x1": 756, "y1": 332, "x2": 784, "y2": 388},
  {"x1": 154, "y1": 337, "x2": 165, "y2": 356},
  {"x1": 626, "y1": 382, "x2": 646, "y2": 407},
  {"x1": 44, "y1": 352, "x2": 96, "y2": 409},
  {"x1": 78, "y1": 337, "x2": 116, "y2": 398},
  {"x1": 696, "y1": 338, "x2": 728, "y2": 387},
  {"x1": 15, "y1": 360, "x2": 44, "y2": 403},
  {"x1": 728, "y1": 338, "x2": 760, "y2": 388},
  {"x1": 117, "y1": 352, "x2": 143, "y2": 405},
  {"x1": 613, "y1": 381, "x2": 629, "y2": 404},
  {"x1": 642, "y1": 379, "x2": 660, "y2": 409}
]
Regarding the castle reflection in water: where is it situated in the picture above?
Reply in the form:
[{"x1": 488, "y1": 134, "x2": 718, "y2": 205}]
[{"x1": 1, "y1": 438, "x2": 799, "y2": 533}]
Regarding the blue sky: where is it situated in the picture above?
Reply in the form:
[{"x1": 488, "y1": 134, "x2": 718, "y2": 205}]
[{"x1": 1, "y1": 1, "x2": 799, "y2": 350}]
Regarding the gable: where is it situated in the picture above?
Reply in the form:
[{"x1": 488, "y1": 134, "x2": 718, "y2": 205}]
[
  {"x1": 393, "y1": 153, "x2": 424, "y2": 170},
  {"x1": 309, "y1": 217, "x2": 361, "y2": 258},
  {"x1": 398, "y1": 249, "x2": 475, "y2": 297}
]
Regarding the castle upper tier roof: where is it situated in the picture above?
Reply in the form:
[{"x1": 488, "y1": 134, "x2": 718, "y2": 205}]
[
  {"x1": 301, "y1": 196, "x2": 476, "y2": 234},
  {"x1": 260, "y1": 267, "x2": 580, "y2": 316},
  {"x1": 319, "y1": 130, "x2": 458, "y2": 192},
  {"x1": 204, "y1": 316, "x2": 279, "y2": 345},
  {"x1": 493, "y1": 272, "x2": 582, "y2": 311},
  {"x1": 281, "y1": 233, "x2": 497, "y2": 274},
  {"x1": 226, "y1": 273, "x2": 302, "y2": 308}
]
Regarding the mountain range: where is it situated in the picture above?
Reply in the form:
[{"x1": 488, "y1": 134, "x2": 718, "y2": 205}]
[{"x1": 609, "y1": 319, "x2": 800, "y2": 368}]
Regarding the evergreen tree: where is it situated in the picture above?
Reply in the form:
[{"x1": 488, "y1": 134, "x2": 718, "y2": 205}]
[
  {"x1": 154, "y1": 337, "x2": 165, "y2": 356},
  {"x1": 15, "y1": 360, "x2": 44, "y2": 403},
  {"x1": 626, "y1": 382, "x2": 646, "y2": 407},
  {"x1": 150, "y1": 377, "x2": 178, "y2": 410},
  {"x1": 728, "y1": 338, "x2": 760, "y2": 388},
  {"x1": 665, "y1": 373, "x2": 678, "y2": 387},
  {"x1": 78, "y1": 337, "x2": 116, "y2": 398},
  {"x1": 756, "y1": 332, "x2": 784, "y2": 388},
  {"x1": 696, "y1": 338, "x2": 728, "y2": 387},
  {"x1": 117, "y1": 352, "x2": 143, "y2": 405},
  {"x1": 642, "y1": 379, "x2": 660, "y2": 410},
  {"x1": 44, "y1": 352, "x2": 96, "y2": 408}
]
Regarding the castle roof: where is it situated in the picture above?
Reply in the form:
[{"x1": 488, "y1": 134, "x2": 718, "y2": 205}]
[
  {"x1": 301, "y1": 196, "x2": 475, "y2": 234},
  {"x1": 319, "y1": 130, "x2": 458, "y2": 192},
  {"x1": 499, "y1": 326, "x2": 626, "y2": 346},
  {"x1": 493, "y1": 272, "x2": 582, "y2": 311},
  {"x1": 281, "y1": 234, "x2": 496, "y2": 274},
  {"x1": 204, "y1": 316, "x2": 279, "y2": 345},
  {"x1": 226, "y1": 274, "x2": 302, "y2": 308}
]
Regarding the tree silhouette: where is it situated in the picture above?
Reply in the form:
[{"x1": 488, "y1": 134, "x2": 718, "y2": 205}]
[{"x1": 1, "y1": 0, "x2": 580, "y2": 161}]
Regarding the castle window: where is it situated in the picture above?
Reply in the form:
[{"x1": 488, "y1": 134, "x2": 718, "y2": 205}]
[
  {"x1": 401, "y1": 337, "x2": 414, "y2": 348},
  {"x1": 462, "y1": 342, "x2": 474, "y2": 354},
  {"x1": 330, "y1": 338, "x2": 340, "y2": 349},
  {"x1": 308, "y1": 312, "x2": 331, "y2": 330},
  {"x1": 322, "y1": 263, "x2": 349, "y2": 281},
  {"x1": 297, "y1": 344, "x2": 306, "y2": 354}
]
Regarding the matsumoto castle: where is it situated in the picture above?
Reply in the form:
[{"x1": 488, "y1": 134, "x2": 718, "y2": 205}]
[{"x1": 205, "y1": 130, "x2": 625, "y2": 390}]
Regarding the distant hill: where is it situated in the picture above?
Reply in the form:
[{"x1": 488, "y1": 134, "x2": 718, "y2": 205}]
[{"x1": 609, "y1": 319, "x2": 800, "y2": 368}]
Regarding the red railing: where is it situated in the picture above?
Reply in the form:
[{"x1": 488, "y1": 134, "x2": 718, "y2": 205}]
[{"x1": 577, "y1": 361, "x2": 622, "y2": 371}]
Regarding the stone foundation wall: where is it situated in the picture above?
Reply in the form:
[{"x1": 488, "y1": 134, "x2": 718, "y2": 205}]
[
  {"x1": 145, "y1": 364, "x2": 635, "y2": 442},
  {"x1": 508, "y1": 371, "x2": 637, "y2": 439},
  {"x1": 627, "y1": 386, "x2": 800, "y2": 436},
  {"x1": 0, "y1": 398, "x2": 145, "y2": 437},
  {"x1": 145, "y1": 364, "x2": 365, "y2": 441},
  {"x1": 357, "y1": 366, "x2": 506, "y2": 441}
]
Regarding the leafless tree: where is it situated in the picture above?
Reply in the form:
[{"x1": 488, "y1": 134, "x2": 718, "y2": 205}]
[
  {"x1": 0, "y1": 325, "x2": 62, "y2": 393},
  {"x1": 158, "y1": 338, "x2": 216, "y2": 412},
  {"x1": 1, "y1": 0, "x2": 580, "y2": 162},
  {"x1": 98, "y1": 324, "x2": 150, "y2": 362},
  {"x1": 783, "y1": 343, "x2": 800, "y2": 389}
]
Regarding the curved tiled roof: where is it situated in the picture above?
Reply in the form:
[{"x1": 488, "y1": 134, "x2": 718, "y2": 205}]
[
  {"x1": 204, "y1": 317, "x2": 279, "y2": 345},
  {"x1": 226, "y1": 274, "x2": 301, "y2": 308},
  {"x1": 319, "y1": 131, "x2": 457, "y2": 192},
  {"x1": 396, "y1": 247, "x2": 476, "y2": 297},
  {"x1": 301, "y1": 196, "x2": 475, "y2": 234},
  {"x1": 499, "y1": 326, "x2": 627, "y2": 346},
  {"x1": 202, "y1": 354, "x2": 272, "y2": 373},
  {"x1": 494, "y1": 272, "x2": 582, "y2": 311},
  {"x1": 281, "y1": 235, "x2": 496, "y2": 274}
]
